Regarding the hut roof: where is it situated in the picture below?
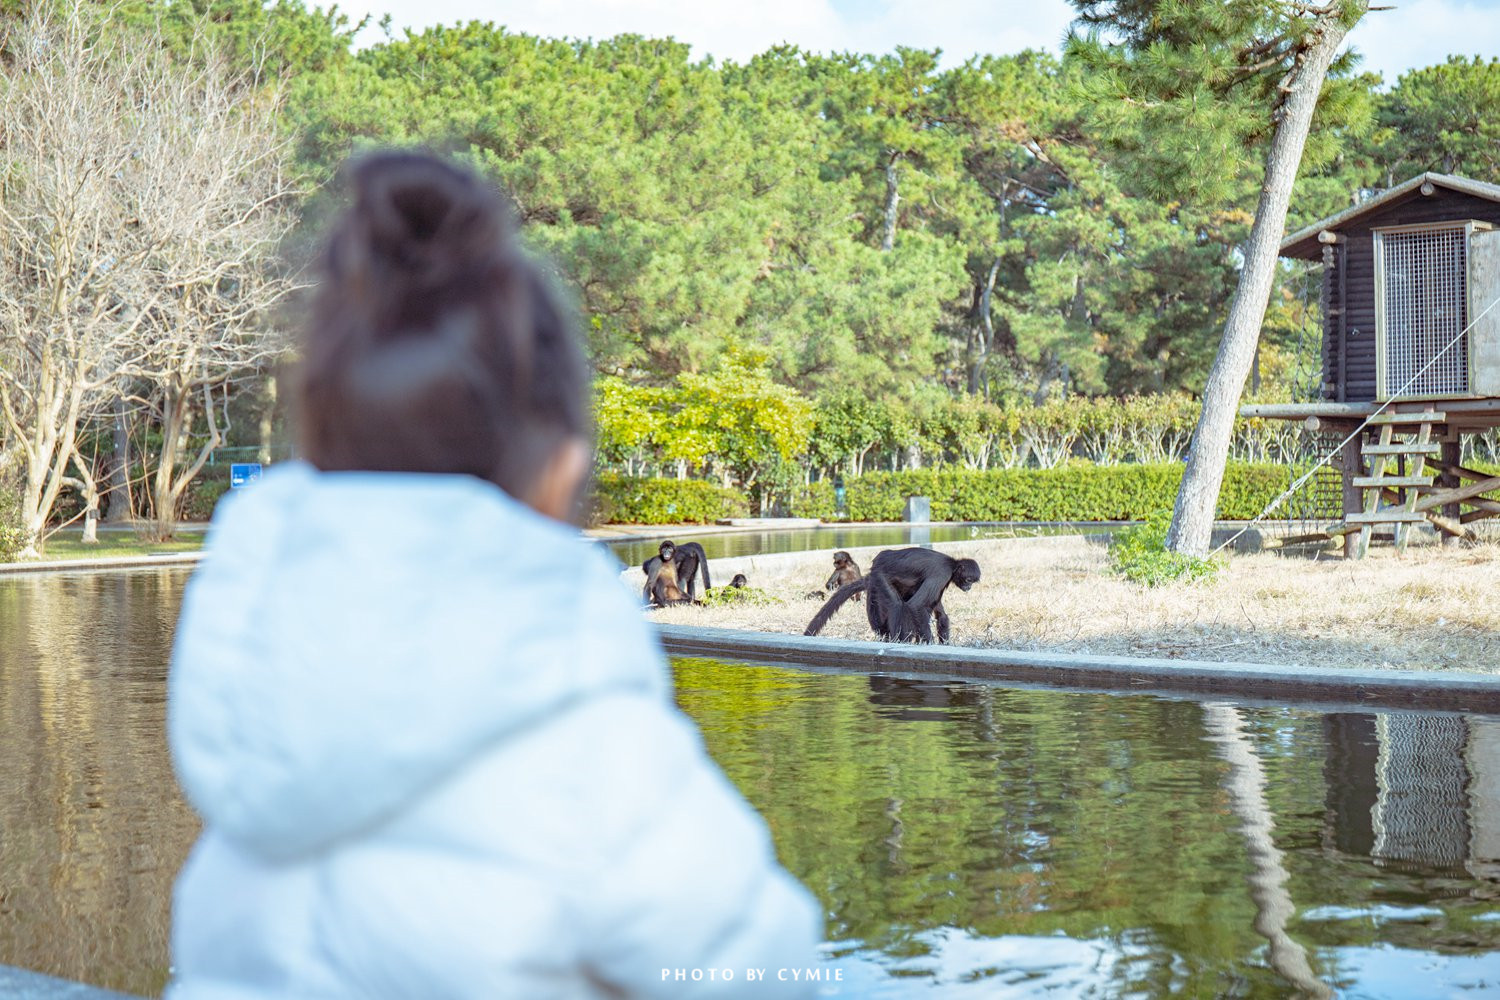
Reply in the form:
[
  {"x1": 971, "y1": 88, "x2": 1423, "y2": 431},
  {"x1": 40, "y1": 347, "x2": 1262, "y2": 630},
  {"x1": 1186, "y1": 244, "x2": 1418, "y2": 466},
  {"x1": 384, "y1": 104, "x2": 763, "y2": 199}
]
[{"x1": 1281, "y1": 172, "x2": 1500, "y2": 260}]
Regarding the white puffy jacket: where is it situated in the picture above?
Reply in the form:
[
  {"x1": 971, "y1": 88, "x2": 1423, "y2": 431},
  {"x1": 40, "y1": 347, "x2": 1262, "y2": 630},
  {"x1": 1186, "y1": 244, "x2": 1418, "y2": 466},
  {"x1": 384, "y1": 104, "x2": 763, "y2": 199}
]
[{"x1": 167, "y1": 463, "x2": 822, "y2": 998}]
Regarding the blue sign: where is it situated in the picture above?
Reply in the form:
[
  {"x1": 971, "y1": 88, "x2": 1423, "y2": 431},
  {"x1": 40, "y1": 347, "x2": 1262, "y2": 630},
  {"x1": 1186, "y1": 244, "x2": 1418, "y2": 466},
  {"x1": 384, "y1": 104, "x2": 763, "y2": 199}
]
[{"x1": 230, "y1": 463, "x2": 263, "y2": 489}]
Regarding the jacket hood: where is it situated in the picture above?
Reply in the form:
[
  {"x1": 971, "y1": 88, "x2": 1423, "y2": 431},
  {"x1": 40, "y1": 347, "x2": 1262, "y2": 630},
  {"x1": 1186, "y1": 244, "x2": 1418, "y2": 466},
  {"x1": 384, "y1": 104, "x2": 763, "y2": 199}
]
[{"x1": 169, "y1": 462, "x2": 664, "y2": 861}]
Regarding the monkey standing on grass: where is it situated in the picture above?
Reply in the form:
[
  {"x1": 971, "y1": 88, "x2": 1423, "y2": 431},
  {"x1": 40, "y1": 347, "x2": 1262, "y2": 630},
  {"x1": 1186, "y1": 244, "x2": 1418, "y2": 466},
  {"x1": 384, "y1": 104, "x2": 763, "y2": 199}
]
[{"x1": 805, "y1": 547, "x2": 980, "y2": 644}]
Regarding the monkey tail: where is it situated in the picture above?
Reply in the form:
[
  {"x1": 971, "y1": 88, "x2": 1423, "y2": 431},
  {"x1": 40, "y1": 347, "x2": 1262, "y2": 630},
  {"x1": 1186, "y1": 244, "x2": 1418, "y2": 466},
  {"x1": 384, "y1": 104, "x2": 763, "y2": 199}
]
[{"x1": 804, "y1": 579, "x2": 868, "y2": 636}]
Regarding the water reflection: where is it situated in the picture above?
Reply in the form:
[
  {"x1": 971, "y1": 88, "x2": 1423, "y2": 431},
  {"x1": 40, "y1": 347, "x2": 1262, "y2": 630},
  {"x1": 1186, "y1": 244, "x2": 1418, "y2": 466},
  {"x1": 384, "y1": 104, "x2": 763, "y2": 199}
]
[
  {"x1": 0, "y1": 570, "x2": 198, "y2": 997},
  {"x1": 1204, "y1": 703, "x2": 1331, "y2": 998},
  {"x1": 674, "y1": 659, "x2": 1500, "y2": 997},
  {"x1": 1, "y1": 568, "x2": 1499, "y2": 997}
]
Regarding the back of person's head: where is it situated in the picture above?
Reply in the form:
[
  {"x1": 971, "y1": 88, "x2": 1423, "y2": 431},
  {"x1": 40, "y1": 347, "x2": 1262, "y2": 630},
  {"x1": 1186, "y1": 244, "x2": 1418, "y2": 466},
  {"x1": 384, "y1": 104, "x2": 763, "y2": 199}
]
[{"x1": 296, "y1": 151, "x2": 590, "y2": 512}]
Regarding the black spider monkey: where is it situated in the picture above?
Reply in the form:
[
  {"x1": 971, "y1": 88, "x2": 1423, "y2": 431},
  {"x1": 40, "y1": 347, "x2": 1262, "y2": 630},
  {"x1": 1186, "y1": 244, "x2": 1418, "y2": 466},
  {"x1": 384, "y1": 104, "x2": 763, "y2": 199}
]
[
  {"x1": 672, "y1": 541, "x2": 711, "y2": 598},
  {"x1": 641, "y1": 540, "x2": 712, "y2": 607},
  {"x1": 728, "y1": 574, "x2": 749, "y2": 588},
  {"x1": 804, "y1": 547, "x2": 980, "y2": 644}
]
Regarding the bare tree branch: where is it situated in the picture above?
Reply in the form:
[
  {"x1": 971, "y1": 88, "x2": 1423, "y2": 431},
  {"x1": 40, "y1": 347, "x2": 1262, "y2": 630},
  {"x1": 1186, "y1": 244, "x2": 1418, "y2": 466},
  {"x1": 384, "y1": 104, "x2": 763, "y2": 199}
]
[{"x1": 0, "y1": 0, "x2": 299, "y2": 553}]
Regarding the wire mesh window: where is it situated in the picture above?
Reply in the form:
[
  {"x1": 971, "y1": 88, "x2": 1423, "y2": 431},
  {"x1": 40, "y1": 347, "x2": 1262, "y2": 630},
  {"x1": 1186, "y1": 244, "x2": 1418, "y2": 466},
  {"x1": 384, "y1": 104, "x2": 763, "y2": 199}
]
[{"x1": 1378, "y1": 226, "x2": 1469, "y2": 398}]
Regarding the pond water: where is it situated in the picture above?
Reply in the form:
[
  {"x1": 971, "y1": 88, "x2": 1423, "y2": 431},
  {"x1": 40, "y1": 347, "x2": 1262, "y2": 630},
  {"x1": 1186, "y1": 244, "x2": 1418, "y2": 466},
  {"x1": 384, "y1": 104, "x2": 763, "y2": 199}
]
[
  {"x1": 603, "y1": 522, "x2": 1119, "y2": 567},
  {"x1": 3, "y1": 568, "x2": 1499, "y2": 997}
]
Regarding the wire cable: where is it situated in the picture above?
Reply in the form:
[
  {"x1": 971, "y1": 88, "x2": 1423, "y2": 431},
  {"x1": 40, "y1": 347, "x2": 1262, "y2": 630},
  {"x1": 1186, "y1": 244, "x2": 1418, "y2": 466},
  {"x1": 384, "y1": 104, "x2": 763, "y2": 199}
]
[{"x1": 1208, "y1": 287, "x2": 1500, "y2": 558}]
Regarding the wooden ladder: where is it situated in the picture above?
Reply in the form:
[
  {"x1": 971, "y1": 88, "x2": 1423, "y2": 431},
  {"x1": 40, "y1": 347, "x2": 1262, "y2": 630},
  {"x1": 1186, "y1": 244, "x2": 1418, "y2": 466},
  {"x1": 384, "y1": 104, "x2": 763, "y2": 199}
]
[{"x1": 1348, "y1": 407, "x2": 1444, "y2": 558}]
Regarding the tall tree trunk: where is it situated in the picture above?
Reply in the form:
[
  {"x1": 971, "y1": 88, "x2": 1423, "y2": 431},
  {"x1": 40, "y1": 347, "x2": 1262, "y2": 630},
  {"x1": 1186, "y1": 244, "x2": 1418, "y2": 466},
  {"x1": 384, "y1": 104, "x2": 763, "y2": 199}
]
[
  {"x1": 104, "y1": 395, "x2": 132, "y2": 522},
  {"x1": 971, "y1": 182, "x2": 1009, "y2": 397},
  {"x1": 968, "y1": 255, "x2": 1001, "y2": 395},
  {"x1": 881, "y1": 153, "x2": 901, "y2": 252},
  {"x1": 257, "y1": 374, "x2": 277, "y2": 465},
  {"x1": 148, "y1": 379, "x2": 224, "y2": 541},
  {"x1": 71, "y1": 441, "x2": 100, "y2": 544},
  {"x1": 149, "y1": 383, "x2": 187, "y2": 539},
  {"x1": 1166, "y1": 6, "x2": 1362, "y2": 556}
]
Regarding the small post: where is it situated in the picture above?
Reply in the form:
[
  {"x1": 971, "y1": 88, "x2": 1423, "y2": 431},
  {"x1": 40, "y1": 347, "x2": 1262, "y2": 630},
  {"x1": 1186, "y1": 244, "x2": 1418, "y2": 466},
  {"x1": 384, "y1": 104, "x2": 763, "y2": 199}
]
[{"x1": 902, "y1": 496, "x2": 930, "y2": 523}]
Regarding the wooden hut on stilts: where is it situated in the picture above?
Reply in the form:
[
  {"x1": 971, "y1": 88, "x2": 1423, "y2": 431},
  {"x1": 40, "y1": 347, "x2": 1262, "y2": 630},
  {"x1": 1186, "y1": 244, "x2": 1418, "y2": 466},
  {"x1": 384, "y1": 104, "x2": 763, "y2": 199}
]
[{"x1": 1245, "y1": 172, "x2": 1500, "y2": 558}]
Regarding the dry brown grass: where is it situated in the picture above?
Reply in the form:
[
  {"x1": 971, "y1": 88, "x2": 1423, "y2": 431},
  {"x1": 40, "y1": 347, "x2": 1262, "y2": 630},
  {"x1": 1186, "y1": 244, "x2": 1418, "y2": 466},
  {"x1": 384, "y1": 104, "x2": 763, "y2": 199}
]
[{"x1": 647, "y1": 536, "x2": 1500, "y2": 673}]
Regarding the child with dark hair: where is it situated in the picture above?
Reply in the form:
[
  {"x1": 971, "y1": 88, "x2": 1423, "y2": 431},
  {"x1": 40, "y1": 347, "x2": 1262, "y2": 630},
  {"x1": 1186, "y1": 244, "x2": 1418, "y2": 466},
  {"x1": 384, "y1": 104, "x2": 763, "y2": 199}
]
[{"x1": 166, "y1": 152, "x2": 821, "y2": 998}]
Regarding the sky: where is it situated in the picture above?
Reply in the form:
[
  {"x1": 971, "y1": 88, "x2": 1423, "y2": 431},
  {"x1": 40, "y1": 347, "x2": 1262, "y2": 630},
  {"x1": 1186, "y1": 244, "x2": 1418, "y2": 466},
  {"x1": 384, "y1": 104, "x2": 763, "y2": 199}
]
[{"x1": 338, "y1": 0, "x2": 1500, "y2": 85}]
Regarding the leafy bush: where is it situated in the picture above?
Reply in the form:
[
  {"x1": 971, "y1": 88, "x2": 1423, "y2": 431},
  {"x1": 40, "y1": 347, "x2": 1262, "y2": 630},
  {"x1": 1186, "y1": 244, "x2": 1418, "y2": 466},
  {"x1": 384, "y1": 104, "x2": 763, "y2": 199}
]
[
  {"x1": 701, "y1": 584, "x2": 781, "y2": 607},
  {"x1": 843, "y1": 462, "x2": 1287, "y2": 523},
  {"x1": 181, "y1": 479, "x2": 232, "y2": 522},
  {"x1": 786, "y1": 481, "x2": 838, "y2": 520},
  {"x1": 1108, "y1": 513, "x2": 1222, "y2": 587},
  {"x1": 590, "y1": 474, "x2": 749, "y2": 525},
  {"x1": 50, "y1": 486, "x2": 86, "y2": 525},
  {"x1": 0, "y1": 487, "x2": 27, "y2": 561}
]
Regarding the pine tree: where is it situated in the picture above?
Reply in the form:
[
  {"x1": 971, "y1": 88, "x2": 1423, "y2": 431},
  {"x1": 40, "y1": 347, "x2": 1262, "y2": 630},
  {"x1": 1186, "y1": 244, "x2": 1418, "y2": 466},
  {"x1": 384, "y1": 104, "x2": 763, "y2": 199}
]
[{"x1": 1069, "y1": 0, "x2": 1372, "y2": 555}]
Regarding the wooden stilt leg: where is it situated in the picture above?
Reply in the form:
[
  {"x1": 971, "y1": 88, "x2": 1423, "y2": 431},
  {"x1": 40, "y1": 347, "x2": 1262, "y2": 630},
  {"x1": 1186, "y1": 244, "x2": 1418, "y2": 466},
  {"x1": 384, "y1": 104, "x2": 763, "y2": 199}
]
[
  {"x1": 1441, "y1": 440, "x2": 1461, "y2": 548},
  {"x1": 1340, "y1": 436, "x2": 1363, "y2": 560}
]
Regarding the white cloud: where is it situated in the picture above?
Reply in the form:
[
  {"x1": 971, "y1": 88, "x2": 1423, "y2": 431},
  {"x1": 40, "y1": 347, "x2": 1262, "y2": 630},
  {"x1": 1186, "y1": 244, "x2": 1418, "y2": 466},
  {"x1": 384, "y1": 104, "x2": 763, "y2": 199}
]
[{"x1": 341, "y1": 0, "x2": 1499, "y2": 80}]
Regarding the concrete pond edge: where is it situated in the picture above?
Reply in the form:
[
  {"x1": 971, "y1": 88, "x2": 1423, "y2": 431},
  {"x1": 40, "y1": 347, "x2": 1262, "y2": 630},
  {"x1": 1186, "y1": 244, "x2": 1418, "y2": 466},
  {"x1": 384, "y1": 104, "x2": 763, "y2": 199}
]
[
  {"x1": 0, "y1": 552, "x2": 204, "y2": 575},
  {"x1": 0, "y1": 964, "x2": 141, "y2": 999},
  {"x1": 655, "y1": 624, "x2": 1500, "y2": 715}
]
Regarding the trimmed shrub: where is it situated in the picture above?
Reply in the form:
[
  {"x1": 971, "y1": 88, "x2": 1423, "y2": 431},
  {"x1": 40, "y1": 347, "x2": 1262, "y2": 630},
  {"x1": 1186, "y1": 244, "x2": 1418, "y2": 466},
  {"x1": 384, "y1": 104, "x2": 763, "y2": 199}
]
[
  {"x1": 590, "y1": 474, "x2": 749, "y2": 525},
  {"x1": 843, "y1": 462, "x2": 1288, "y2": 523},
  {"x1": 181, "y1": 479, "x2": 232, "y2": 522},
  {"x1": 589, "y1": 462, "x2": 1290, "y2": 525},
  {"x1": 786, "y1": 481, "x2": 838, "y2": 520}
]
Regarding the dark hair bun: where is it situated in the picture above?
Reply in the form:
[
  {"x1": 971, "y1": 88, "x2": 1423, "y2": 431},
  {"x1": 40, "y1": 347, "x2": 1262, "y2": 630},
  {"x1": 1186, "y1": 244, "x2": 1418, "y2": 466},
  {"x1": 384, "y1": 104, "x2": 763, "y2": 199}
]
[
  {"x1": 297, "y1": 151, "x2": 590, "y2": 495},
  {"x1": 355, "y1": 155, "x2": 511, "y2": 289},
  {"x1": 321, "y1": 153, "x2": 524, "y2": 346}
]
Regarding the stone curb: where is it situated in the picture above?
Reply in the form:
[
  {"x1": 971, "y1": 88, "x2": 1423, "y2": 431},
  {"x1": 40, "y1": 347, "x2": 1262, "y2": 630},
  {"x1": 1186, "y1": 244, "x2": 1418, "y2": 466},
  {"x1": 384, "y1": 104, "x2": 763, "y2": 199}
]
[
  {"x1": 0, "y1": 552, "x2": 204, "y2": 576},
  {"x1": 655, "y1": 624, "x2": 1500, "y2": 714}
]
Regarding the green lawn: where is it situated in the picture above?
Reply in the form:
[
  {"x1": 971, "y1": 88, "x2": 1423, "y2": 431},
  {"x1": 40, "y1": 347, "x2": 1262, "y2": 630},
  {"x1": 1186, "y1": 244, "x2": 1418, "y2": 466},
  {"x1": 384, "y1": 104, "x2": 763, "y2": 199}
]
[{"x1": 33, "y1": 529, "x2": 206, "y2": 561}]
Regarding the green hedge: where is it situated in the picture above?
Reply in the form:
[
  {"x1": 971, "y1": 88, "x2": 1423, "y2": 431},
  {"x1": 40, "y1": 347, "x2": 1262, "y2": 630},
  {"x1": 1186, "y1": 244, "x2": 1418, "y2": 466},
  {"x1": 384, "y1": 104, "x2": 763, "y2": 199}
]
[
  {"x1": 842, "y1": 462, "x2": 1288, "y2": 522},
  {"x1": 787, "y1": 481, "x2": 837, "y2": 520},
  {"x1": 590, "y1": 474, "x2": 750, "y2": 525}
]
